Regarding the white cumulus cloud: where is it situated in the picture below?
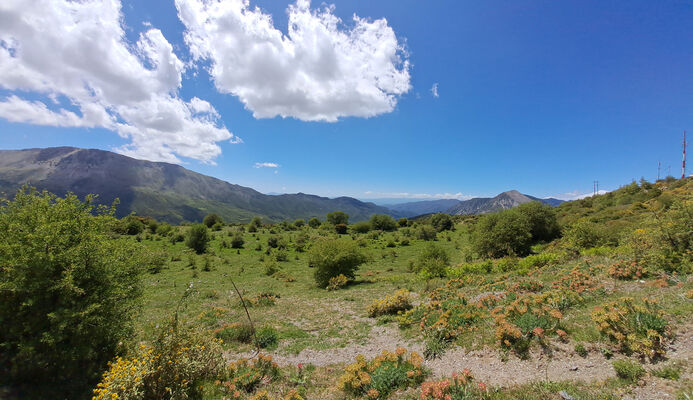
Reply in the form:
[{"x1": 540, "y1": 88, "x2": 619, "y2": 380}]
[
  {"x1": 175, "y1": 0, "x2": 411, "y2": 122},
  {"x1": 551, "y1": 190, "x2": 609, "y2": 201},
  {"x1": 363, "y1": 191, "x2": 472, "y2": 200},
  {"x1": 430, "y1": 83, "x2": 439, "y2": 98},
  {"x1": 254, "y1": 162, "x2": 280, "y2": 168},
  {"x1": 0, "y1": 0, "x2": 237, "y2": 163}
]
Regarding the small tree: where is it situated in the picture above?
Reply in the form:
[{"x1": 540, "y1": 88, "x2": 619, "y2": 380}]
[
  {"x1": 308, "y1": 217, "x2": 321, "y2": 228},
  {"x1": 230, "y1": 233, "x2": 244, "y2": 249},
  {"x1": 294, "y1": 219, "x2": 305, "y2": 228},
  {"x1": 398, "y1": 218, "x2": 409, "y2": 227},
  {"x1": 202, "y1": 213, "x2": 223, "y2": 228},
  {"x1": 352, "y1": 221, "x2": 372, "y2": 233},
  {"x1": 370, "y1": 214, "x2": 397, "y2": 231},
  {"x1": 514, "y1": 202, "x2": 560, "y2": 243},
  {"x1": 335, "y1": 223, "x2": 348, "y2": 234},
  {"x1": 326, "y1": 211, "x2": 349, "y2": 225},
  {"x1": 471, "y1": 210, "x2": 532, "y2": 258},
  {"x1": 430, "y1": 213, "x2": 453, "y2": 232},
  {"x1": 309, "y1": 239, "x2": 367, "y2": 288},
  {"x1": 0, "y1": 188, "x2": 142, "y2": 398},
  {"x1": 414, "y1": 243, "x2": 450, "y2": 277},
  {"x1": 186, "y1": 224, "x2": 210, "y2": 254},
  {"x1": 248, "y1": 216, "x2": 262, "y2": 232}
]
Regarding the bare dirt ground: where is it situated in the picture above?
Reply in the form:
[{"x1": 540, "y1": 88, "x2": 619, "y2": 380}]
[{"x1": 231, "y1": 311, "x2": 692, "y2": 397}]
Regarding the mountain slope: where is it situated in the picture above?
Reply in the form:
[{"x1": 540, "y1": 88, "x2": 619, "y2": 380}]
[
  {"x1": 446, "y1": 190, "x2": 562, "y2": 215},
  {"x1": 0, "y1": 147, "x2": 394, "y2": 223}
]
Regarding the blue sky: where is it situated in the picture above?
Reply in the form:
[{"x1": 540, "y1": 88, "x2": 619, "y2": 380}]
[{"x1": 0, "y1": 0, "x2": 691, "y2": 201}]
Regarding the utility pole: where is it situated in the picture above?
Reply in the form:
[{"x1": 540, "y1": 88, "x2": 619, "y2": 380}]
[
  {"x1": 658, "y1": 161, "x2": 661, "y2": 181},
  {"x1": 683, "y1": 131, "x2": 688, "y2": 179},
  {"x1": 593, "y1": 180, "x2": 599, "y2": 196}
]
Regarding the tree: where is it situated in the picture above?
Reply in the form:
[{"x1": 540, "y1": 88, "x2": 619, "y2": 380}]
[
  {"x1": 471, "y1": 210, "x2": 532, "y2": 258},
  {"x1": 414, "y1": 243, "x2": 450, "y2": 278},
  {"x1": 352, "y1": 221, "x2": 371, "y2": 234},
  {"x1": 186, "y1": 224, "x2": 210, "y2": 254},
  {"x1": 514, "y1": 202, "x2": 560, "y2": 243},
  {"x1": 308, "y1": 217, "x2": 321, "y2": 228},
  {"x1": 203, "y1": 213, "x2": 223, "y2": 228},
  {"x1": 326, "y1": 211, "x2": 349, "y2": 225},
  {"x1": 335, "y1": 223, "x2": 348, "y2": 234},
  {"x1": 369, "y1": 214, "x2": 397, "y2": 231},
  {"x1": 398, "y1": 218, "x2": 409, "y2": 227},
  {"x1": 230, "y1": 232, "x2": 244, "y2": 249},
  {"x1": 0, "y1": 188, "x2": 142, "y2": 398},
  {"x1": 430, "y1": 213, "x2": 453, "y2": 232},
  {"x1": 309, "y1": 239, "x2": 367, "y2": 288},
  {"x1": 294, "y1": 219, "x2": 305, "y2": 228},
  {"x1": 248, "y1": 216, "x2": 262, "y2": 232}
]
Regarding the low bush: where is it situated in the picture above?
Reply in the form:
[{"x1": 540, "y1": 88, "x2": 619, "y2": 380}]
[
  {"x1": 214, "y1": 322, "x2": 255, "y2": 344},
  {"x1": 416, "y1": 225, "x2": 438, "y2": 241},
  {"x1": 608, "y1": 259, "x2": 649, "y2": 280},
  {"x1": 446, "y1": 260, "x2": 493, "y2": 277},
  {"x1": 420, "y1": 369, "x2": 489, "y2": 400},
  {"x1": 612, "y1": 359, "x2": 645, "y2": 383},
  {"x1": 255, "y1": 326, "x2": 279, "y2": 349},
  {"x1": 414, "y1": 243, "x2": 450, "y2": 278},
  {"x1": 652, "y1": 363, "x2": 682, "y2": 380},
  {"x1": 338, "y1": 348, "x2": 428, "y2": 399},
  {"x1": 517, "y1": 253, "x2": 559, "y2": 270},
  {"x1": 352, "y1": 221, "x2": 371, "y2": 233},
  {"x1": 326, "y1": 274, "x2": 349, "y2": 291},
  {"x1": 367, "y1": 289, "x2": 413, "y2": 317},
  {"x1": 224, "y1": 354, "x2": 280, "y2": 393},
  {"x1": 93, "y1": 322, "x2": 224, "y2": 400},
  {"x1": 231, "y1": 233, "x2": 245, "y2": 249},
  {"x1": 592, "y1": 297, "x2": 670, "y2": 360},
  {"x1": 186, "y1": 224, "x2": 210, "y2": 254},
  {"x1": 309, "y1": 239, "x2": 367, "y2": 288}
]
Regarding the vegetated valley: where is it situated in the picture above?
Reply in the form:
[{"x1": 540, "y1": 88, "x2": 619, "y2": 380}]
[{"x1": 1, "y1": 177, "x2": 692, "y2": 400}]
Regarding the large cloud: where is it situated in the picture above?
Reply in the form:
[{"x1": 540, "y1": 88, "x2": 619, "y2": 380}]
[
  {"x1": 0, "y1": 0, "x2": 236, "y2": 163},
  {"x1": 175, "y1": 0, "x2": 411, "y2": 122}
]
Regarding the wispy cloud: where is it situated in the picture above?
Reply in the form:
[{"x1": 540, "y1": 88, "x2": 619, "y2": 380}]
[
  {"x1": 363, "y1": 191, "x2": 471, "y2": 200},
  {"x1": 551, "y1": 190, "x2": 608, "y2": 201},
  {"x1": 254, "y1": 162, "x2": 280, "y2": 169},
  {"x1": 430, "y1": 83, "x2": 439, "y2": 98}
]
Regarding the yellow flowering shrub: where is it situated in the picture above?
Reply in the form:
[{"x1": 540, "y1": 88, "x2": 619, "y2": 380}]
[
  {"x1": 367, "y1": 289, "x2": 413, "y2": 317},
  {"x1": 93, "y1": 323, "x2": 224, "y2": 400},
  {"x1": 591, "y1": 297, "x2": 671, "y2": 360},
  {"x1": 326, "y1": 274, "x2": 349, "y2": 291},
  {"x1": 492, "y1": 293, "x2": 564, "y2": 356},
  {"x1": 338, "y1": 348, "x2": 428, "y2": 399}
]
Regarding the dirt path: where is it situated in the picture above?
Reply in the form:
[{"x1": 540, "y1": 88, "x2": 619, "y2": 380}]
[{"x1": 232, "y1": 319, "x2": 693, "y2": 392}]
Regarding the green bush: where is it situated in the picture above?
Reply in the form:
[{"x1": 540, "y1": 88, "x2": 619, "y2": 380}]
[
  {"x1": 652, "y1": 364, "x2": 682, "y2": 380},
  {"x1": 370, "y1": 214, "x2": 398, "y2": 231},
  {"x1": 471, "y1": 209, "x2": 532, "y2": 258},
  {"x1": 446, "y1": 260, "x2": 493, "y2": 277},
  {"x1": 335, "y1": 223, "x2": 348, "y2": 234},
  {"x1": 414, "y1": 243, "x2": 450, "y2": 278},
  {"x1": 517, "y1": 253, "x2": 559, "y2": 270},
  {"x1": 326, "y1": 211, "x2": 349, "y2": 225},
  {"x1": 155, "y1": 221, "x2": 173, "y2": 236},
  {"x1": 352, "y1": 221, "x2": 372, "y2": 233},
  {"x1": 564, "y1": 220, "x2": 605, "y2": 249},
  {"x1": 203, "y1": 213, "x2": 224, "y2": 228},
  {"x1": 430, "y1": 213, "x2": 453, "y2": 232},
  {"x1": 255, "y1": 326, "x2": 279, "y2": 349},
  {"x1": 416, "y1": 225, "x2": 438, "y2": 241},
  {"x1": 123, "y1": 215, "x2": 145, "y2": 235},
  {"x1": 186, "y1": 223, "x2": 210, "y2": 254},
  {"x1": 398, "y1": 218, "x2": 409, "y2": 227},
  {"x1": 0, "y1": 188, "x2": 142, "y2": 398},
  {"x1": 612, "y1": 359, "x2": 645, "y2": 383},
  {"x1": 308, "y1": 217, "x2": 321, "y2": 228},
  {"x1": 309, "y1": 239, "x2": 367, "y2": 288},
  {"x1": 514, "y1": 202, "x2": 560, "y2": 242},
  {"x1": 293, "y1": 218, "x2": 305, "y2": 228},
  {"x1": 230, "y1": 232, "x2": 245, "y2": 249},
  {"x1": 215, "y1": 322, "x2": 255, "y2": 344}
]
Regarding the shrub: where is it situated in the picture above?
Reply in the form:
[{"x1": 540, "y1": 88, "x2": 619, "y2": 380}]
[
  {"x1": 592, "y1": 297, "x2": 671, "y2": 360},
  {"x1": 612, "y1": 359, "x2": 645, "y2": 383},
  {"x1": 398, "y1": 218, "x2": 409, "y2": 227},
  {"x1": 471, "y1": 210, "x2": 532, "y2": 258},
  {"x1": 255, "y1": 326, "x2": 279, "y2": 349},
  {"x1": 574, "y1": 343, "x2": 588, "y2": 358},
  {"x1": 0, "y1": 189, "x2": 142, "y2": 398},
  {"x1": 214, "y1": 322, "x2": 255, "y2": 344},
  {"x1": 370, "y1": 214, "x2": 398, "y2": 231},
  {"x1": 293, "y1": 219, "x2": 305, "y2": 228},
  {"x1": 652, "y1": 364, "x2": 682, "y2": 380},
  {"x1": 430, "y1": 213, "x2": 453, "y2": 232},
  {"x1": 186, "y1": 224, "x2": 210, "y2": 254},
  {"x1": 93, "y1": 322, "x2": 224, "y2": 400},
  {"x1": 264, "y1": 260, "x2": 281, "y2": 276},
  {"x1": 338, "y1": 348, "x2": 428, "y2": 399},
  {"x1": 517, "y1": 253, "x2": 559, "y2": 270},
  {"x1": 307, "y1": 217, "x2": 321, "y2": 228},
  {"x1": 416, "y1": 225, "x2": 438, "y2": 241},
  {"x1": 156, "y1": 221, "x2": 173, "y2": 236},
  {"x1": 367, "y1": 289, "x2": 413, "y2": 317},
  {"x1": 514, "y1": 201, "x2": 561, "y2": 243},
  {"x1": 492, "y1": 293, "x2": 564, "y2": 356},
  {"x1": 123, "y1": 215, "x2": 146, "y2": 235},
  {"x1": 564, "y1": 220, "x2": 604, "y2": 249},
  {"x1": 326, "y1": 274, "x2": 349, "y2": 291},
  {"x1": 224, "y1": 354, "x2": 280, "y2": 393},
  {"x1": 608, "y1": 259, "x2": 649, "y2": 280},
  {"x1": 352, "y1": 221, "x2": 372, "y2": 233},
  {"x1": 203, "y1": 213, "x2": 224, "y2": 228},
  {"x1": 231, "y1": 233, "x2": 245, "y2": 249},
  {"x1": 446, "y1": 260, "x2": 493, "y2": 277},
  {"x1": 420, "y1": 370, "x2": 489, "y2": 400},
  {"x1": 326, "y1": 211, "x2": 349, "y2": 225},
  {"x1": 309, "y1": 239, "x2": 367, "y2": 288},
  {"x1": 414, "y1": 243, "x2": 450, "y2": 278},
  {"x1": 335, "y1": 223, "x2": 348, "y2": 234}
]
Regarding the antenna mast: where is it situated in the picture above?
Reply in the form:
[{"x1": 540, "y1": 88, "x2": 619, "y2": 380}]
[{"x1": 683, "y1": 131, "x2": 688, "y2": 179}]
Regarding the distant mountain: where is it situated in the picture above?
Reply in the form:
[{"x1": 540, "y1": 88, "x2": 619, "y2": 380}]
[
  {"x1": 385, "y1": 190, "x2": 563, "y2": 218},
  {"x1": 0, "y1": 147, "x2": 394, "y2": 224},
  {"x1": 385, "y1": 199, "x2": 464, "y2": 218},
  {"x1": 446, "y1": 190, "x2": 562, "y2": 215}
]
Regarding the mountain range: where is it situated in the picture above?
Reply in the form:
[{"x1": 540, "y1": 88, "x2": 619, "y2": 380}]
[{"x1": 0, "y1": 147, "x2": 562, "y2": 223}]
